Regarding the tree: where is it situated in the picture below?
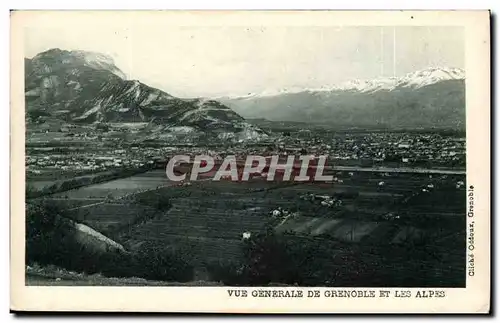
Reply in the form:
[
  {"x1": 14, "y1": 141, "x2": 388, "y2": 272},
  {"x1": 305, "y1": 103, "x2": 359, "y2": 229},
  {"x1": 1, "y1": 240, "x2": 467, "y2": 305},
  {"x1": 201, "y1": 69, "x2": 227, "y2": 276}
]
[
  {"x1": 25, "y1": 201, "x2": 73, "y2": 266},
  {"x1": 242, "y1": 232, "x2": 305, "y2": 285},
  {"x1": 131, "y1": 242, "x2": 194, "y2": 282}
]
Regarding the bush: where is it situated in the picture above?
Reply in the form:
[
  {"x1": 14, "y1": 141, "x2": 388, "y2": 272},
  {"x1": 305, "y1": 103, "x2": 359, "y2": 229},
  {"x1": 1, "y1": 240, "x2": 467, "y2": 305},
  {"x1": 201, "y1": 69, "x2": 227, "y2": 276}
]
[
  {"x1": 133, "y1": 192, "x2": 172, "y2": 211},
  {"x1": 26, "y1": 200, "x2": 117, "y2": 274},
  {"x1": 242, "y1": 232, "x2": 309, "y2": 285},
  {"x1": 95, "y1": 123, "x2": 110, "y2": 132},
  {"x1": 25, "y1": 200, "x2": 74, "y2": 265},
  {"x1": 26, "y1": 201, "x2": 194, "y2": 283},
  {"x1": 130, "y1": 242, "x2": 194, "y2": 282},
  {"x1": 26, "y1": 184, "x2": 41, "y2": 199},
  {"x1": 206, "y1": 232, "x2": 307, "y2": 286},
  {"x1": 207, "y1": 260, "x2": 246, "y2": 285},
  {"x1": 209, "y1": 232, "x2": 379, "y2": 287}
]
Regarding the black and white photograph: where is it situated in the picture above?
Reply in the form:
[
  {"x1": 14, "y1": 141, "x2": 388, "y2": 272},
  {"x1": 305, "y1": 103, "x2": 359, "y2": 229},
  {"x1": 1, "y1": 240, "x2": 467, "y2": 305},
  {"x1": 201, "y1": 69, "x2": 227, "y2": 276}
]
[{"x1": 10, "y1": 10, "x2": 490, "y2": 313}]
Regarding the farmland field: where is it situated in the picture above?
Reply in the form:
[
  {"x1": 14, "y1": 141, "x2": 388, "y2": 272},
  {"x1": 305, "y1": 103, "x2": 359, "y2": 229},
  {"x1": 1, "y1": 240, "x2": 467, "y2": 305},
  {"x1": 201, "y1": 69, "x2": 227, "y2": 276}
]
[
  {"x1": 50, "y1": 169, "x2": 172, "y2": 199},
  {"x1": 28, "y1": 166, "x2": 467, "y2": 287},
  {"x1": 88, "y1": 171, "x2": 465, "y2": 284}
]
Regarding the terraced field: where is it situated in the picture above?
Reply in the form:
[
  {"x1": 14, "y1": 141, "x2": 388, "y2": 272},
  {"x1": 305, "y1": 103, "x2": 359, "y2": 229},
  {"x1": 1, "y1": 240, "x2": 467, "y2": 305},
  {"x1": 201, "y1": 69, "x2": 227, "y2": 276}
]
[
  {"x1": 65, "y1": 202, "x2": 162, "y2": 236},
  {"x1": 37, "y1": 167, "x2": 466, "y2": 284},
  {"x1": 118, "y1": 172, "x2": 462, "y2": 265},
  {"x1": 122, "y1": 190, "x2": 274, "y2": 264},
  {"x1": 274, "y1": 216, "x2": 454, "y2": 245},
  {"x1": 38, "y1": 170, "x2": 177, "y2": 231}
]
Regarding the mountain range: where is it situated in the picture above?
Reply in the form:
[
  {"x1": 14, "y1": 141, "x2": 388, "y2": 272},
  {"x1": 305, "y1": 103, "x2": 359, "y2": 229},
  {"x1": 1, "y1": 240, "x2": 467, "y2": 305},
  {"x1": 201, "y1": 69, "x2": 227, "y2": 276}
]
[
  {"x1": 217, "y1": 67, "x2": 466, "y2": 129},
  {"x1": 25, "y1": 49, "x2": 466, "y2": 133},
  {"x1": 25, "y1": 49, "x2": 265, "y2": 141}
]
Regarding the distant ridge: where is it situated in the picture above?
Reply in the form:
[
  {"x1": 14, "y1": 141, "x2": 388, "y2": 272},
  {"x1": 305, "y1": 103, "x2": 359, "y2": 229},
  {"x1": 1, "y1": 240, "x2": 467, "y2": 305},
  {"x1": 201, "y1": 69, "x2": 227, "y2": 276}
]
[
  {"x1": 217, "y1": 67, "x2": 465, "y2": 99},
  {"x1": 218, "y1": 67, "x2": 465, "y2": 129}
]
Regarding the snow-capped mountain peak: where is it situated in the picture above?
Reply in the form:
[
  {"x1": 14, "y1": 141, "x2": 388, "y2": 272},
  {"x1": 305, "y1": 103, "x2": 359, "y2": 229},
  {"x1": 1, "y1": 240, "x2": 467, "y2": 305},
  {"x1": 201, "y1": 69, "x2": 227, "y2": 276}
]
[
  {"x1": 330, "y1": 67, "x2": 465, "y2": 93},
  {"x1": 397, "y1": 67, "x2": 465, "y2": 89},
  {"x1": 218, "y1": 66, "x2": 465, "y2": 129},
  {"x1": 217, "y1": 67, "x2": 465, "y2": 99}
]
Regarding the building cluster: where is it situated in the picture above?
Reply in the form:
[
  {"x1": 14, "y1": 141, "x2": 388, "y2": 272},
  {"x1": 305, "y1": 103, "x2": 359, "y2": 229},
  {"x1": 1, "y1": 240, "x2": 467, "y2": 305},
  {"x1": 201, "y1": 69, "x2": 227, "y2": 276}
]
[
  {"x1": 26, "y1": 129, "x2": 465, "y2": 177},
  {"x1": 26, "y1": 149, "x2": 148, "y2": 174},
  {"x1": 270, "y1": 132, "x2": 465, "y2": 167}
]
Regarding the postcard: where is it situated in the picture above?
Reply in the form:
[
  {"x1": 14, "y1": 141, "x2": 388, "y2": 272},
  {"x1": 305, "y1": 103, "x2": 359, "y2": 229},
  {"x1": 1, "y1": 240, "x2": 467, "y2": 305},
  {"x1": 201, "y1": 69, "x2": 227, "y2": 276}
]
[{"x1": 10, "y1": 10, "x2": 490, "y2": 313}]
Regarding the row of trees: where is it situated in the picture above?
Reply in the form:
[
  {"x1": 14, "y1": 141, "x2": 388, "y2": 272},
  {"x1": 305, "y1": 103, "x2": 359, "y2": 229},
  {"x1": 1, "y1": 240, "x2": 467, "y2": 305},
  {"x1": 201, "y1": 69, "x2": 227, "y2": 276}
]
[
  {"x1": 207, "y1": 231, "x2": 379, "y2": 287},
  {"x1": 207, "y1": 230, "x2": 464, "y2": 287},
  {"x1": 26, "y1": 165, "x2": 153, "y2": 199}
]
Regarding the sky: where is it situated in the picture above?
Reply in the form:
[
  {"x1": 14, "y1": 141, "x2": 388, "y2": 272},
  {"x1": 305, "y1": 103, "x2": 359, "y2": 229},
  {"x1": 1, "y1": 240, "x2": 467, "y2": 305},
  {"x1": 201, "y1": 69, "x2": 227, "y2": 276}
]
[{"x1": 24, "y1": 18, "x2": 464, "y2": 98}]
